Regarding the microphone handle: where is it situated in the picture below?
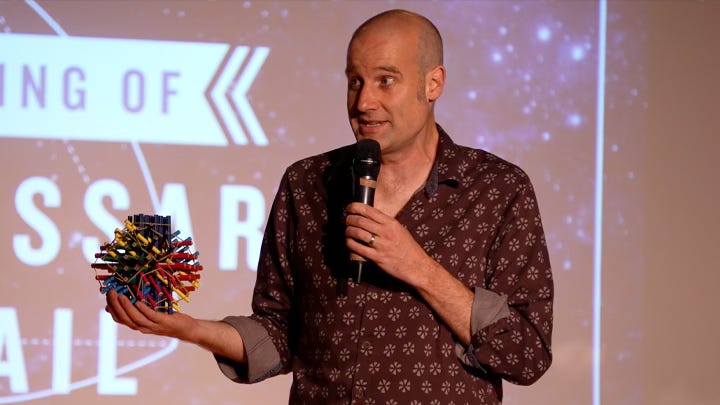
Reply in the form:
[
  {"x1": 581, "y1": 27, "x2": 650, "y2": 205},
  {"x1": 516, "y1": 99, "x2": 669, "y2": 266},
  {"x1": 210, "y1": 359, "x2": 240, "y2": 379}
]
[
  {"x1": 356, "y1": 176, "x2": 376, "y2": 205},
  {"x1": 350, "y1": 175, "x2": 377, "y2": 282}
]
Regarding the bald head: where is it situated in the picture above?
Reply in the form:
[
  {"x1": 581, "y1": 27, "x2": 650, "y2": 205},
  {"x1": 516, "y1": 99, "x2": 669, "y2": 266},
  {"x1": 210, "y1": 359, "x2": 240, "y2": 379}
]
[{"x1": 348, "y1": 9, "x2": 443, "y2": 75}]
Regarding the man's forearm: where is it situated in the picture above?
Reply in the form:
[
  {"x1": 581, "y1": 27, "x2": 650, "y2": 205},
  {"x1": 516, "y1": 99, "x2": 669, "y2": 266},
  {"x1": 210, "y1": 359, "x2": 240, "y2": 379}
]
[
  {"x1": 411, "y1": 257, "x2": 474, "y2": 345},
  {"x1": 191, "y1": 319, "x2": 248, "y2": 363}
]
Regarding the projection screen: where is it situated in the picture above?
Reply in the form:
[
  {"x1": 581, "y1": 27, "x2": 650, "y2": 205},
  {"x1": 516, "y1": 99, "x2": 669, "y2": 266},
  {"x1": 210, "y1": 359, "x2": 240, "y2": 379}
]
[{"x1": 0, "y1": 0, "x2": 655, "y2": 404}]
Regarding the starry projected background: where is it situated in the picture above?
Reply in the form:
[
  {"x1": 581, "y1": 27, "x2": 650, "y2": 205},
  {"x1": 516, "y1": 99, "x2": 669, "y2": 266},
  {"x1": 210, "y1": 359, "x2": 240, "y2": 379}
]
[{"x1": 0, "y1": 1, "x2": 646, "y2": 404}]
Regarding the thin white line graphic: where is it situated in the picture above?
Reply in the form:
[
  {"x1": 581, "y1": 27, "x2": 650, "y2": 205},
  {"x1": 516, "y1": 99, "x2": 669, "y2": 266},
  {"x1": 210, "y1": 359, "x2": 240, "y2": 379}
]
[{"x1": 593, "y1": 1, "x2": 608, "y2": 404}]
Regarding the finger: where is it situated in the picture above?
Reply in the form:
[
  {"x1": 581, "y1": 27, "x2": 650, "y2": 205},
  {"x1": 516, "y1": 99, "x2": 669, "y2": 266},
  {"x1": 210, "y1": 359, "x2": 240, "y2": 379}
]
[
  {"x1": 345, "y1": 223, "x2": 377, "y2": 246},
  {"x1": 346, "y1": 202, "x2": 389, "y2": 223},
  {"x1": 134, "y1": 298, "x2": 164, "y2": 323},
  {"x1": 367, "y1": 232, "x2": 377, "y2": 248},
  {"x1": 345, "y1": 213, "x2": 383, "y2": 239},
  {"x1": 105, "y1": 303, "x2": 119, "y2": 322},
  {"x1": 348, "y1": 229, "x2": 376, "y2": 245},
  {"x1": 116, "y1": 292, "x2": 156, "y2": 330},
  {"x1": 106, "y1": 290, "x2": 137, "y2": 329},
  {"x1": 346, "y1": 236, "x2": 375, "y2": 259}
]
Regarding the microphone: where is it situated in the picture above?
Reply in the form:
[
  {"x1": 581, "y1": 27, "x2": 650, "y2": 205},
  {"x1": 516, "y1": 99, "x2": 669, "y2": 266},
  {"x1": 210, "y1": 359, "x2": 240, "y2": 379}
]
[{"x1": 350, "y1": 139, "x2": 381, "y2": 283}]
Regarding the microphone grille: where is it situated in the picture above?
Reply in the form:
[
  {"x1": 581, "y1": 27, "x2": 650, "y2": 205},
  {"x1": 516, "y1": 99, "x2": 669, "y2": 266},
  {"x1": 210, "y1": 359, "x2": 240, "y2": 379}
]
[
  {"x1": 354, "y1": 139, "x2": 381, "y2": 178},
  {"x1": 355, "y1": 139, "x2": 380, "y2": 162}
]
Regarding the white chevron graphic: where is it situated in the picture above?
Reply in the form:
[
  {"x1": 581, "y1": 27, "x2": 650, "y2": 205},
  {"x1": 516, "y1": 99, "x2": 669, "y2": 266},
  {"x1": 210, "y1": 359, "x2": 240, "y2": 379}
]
[
  {"x1": 209, "y1": 46, "x2": 270, "y2": 146},
  {"x1": 230, "y1": 47, "x2": 270, "y2": 146},
  {"x1": 209, "y1": 46, "x2": 250, "y2": 144}
]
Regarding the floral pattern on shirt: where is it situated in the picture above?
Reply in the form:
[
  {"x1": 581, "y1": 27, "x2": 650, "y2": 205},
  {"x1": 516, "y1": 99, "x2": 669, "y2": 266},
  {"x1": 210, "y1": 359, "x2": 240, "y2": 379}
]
[{"x1": 249, "y1": 126, "x2": 553, "y2": 404}]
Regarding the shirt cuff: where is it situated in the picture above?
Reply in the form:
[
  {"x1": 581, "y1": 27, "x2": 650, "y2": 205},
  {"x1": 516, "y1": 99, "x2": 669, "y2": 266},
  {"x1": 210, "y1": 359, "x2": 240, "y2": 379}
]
[
  {"x1": 455, "y1": 287, "x2": 511, "y2": 369},
  {"x1": 214, "y1": 315, "x2": 282, "y2": 383}
]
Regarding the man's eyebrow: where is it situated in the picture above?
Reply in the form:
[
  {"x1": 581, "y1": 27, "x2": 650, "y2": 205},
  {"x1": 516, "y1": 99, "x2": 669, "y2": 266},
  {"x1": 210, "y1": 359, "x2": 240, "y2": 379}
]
[
  {"x1": 375, "y1": 65, "x2": 401, "y2": 75},
  {"x1": 345, "y1": 65, "x2": 402, "y2": 76}
]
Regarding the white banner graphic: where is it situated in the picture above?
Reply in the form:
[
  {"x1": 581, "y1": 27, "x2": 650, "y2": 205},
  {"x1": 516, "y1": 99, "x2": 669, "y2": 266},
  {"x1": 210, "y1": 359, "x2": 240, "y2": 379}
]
[{"x1": 0, "y1": 34, "x2": 269, "y2": 146}]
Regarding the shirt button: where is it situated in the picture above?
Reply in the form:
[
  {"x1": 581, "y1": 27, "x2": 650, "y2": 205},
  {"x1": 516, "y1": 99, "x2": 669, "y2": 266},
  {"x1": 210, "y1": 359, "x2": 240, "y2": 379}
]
[
  {"x1": 369, "y1": 292, "x2": 378, "y2": 299},
  {"x1": 361, "y1": 341, "x2": 371, "y2": 350}
]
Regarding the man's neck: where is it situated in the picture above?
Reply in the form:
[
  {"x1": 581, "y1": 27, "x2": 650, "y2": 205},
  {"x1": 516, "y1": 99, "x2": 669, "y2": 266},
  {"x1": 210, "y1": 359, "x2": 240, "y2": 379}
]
[{"x1": 374, "y1": 128, "x2": 439, "y2": 217}]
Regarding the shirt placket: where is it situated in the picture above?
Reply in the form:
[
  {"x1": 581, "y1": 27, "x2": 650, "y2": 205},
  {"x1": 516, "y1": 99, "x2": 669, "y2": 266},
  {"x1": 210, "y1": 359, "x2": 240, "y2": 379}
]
[{"x1": 345, "y1": 281, "x2": 372, "y2": 403}]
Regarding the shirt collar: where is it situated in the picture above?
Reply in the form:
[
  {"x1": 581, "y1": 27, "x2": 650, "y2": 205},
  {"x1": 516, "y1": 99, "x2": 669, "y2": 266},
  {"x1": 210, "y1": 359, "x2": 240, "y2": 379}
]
[
  {"x1": 425, "y1": 124, "x2": 462, "y2": 196},
  {"x1": 326, "y1": 124, "x2": 467, "y2": 198}
]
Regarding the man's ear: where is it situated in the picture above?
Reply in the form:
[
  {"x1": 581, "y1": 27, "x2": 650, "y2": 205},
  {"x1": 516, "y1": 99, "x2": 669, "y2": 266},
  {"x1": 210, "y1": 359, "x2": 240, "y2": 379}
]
[{"x1": 426, "y1": 65, "x2": 446, "y2": 102}]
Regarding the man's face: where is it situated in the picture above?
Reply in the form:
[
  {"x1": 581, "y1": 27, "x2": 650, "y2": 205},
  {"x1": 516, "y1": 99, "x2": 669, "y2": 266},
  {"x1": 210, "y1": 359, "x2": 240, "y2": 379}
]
[{"x1": 345, "y1": 25, "x2": 434, "y2": 157}]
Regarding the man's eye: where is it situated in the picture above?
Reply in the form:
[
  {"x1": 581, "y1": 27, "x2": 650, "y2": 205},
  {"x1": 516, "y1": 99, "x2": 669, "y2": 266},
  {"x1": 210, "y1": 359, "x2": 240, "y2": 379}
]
[
  {"x1": 348, "y1": 78, "x2": 362, "y2": 89},
  {"x1": 380, "y1": 76, "x2": 395, "y2": 86}
]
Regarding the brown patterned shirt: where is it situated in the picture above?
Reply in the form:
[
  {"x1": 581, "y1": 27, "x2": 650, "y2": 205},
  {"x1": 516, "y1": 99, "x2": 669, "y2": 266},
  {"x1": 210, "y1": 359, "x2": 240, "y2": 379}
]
[{"x1": 216, "y1": 126, "x2": 553, "y2": 404}]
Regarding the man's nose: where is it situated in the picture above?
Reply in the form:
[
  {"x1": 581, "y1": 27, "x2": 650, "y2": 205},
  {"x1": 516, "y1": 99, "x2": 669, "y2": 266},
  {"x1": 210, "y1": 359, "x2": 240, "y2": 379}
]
[{"x1": 355, "y1": 85, "x2": 378, "y2": 112}]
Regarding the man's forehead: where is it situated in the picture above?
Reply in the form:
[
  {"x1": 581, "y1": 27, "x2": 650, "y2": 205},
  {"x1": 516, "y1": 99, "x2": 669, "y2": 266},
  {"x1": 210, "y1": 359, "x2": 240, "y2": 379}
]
[
  {"x1": 354, "y1": 20, "x2": 418, "y2": 44},
  {"x1": 348, "y1": 32, "x2": 417, "y2": 60}
]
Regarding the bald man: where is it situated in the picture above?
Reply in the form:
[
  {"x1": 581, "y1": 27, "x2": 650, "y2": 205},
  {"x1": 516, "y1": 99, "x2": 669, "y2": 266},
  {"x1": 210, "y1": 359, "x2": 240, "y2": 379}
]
[{"x1": 106, "y1": 9, "x2": 553, "y2": 404}]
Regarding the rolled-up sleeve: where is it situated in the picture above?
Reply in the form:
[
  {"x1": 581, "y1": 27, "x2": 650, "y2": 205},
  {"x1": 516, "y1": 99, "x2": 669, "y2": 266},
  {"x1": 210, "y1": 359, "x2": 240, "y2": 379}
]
[
  {"x1": 455, "y1": 287, "x2": 511, "y2": 368},
  {"x1": 214, "y1": 316, "x2": 282, "y2": 384}
]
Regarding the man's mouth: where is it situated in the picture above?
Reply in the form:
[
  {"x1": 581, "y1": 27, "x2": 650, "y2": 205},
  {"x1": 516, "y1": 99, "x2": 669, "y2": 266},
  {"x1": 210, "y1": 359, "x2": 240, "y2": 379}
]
[
  {"x1": 354, "y1": 117, "x2": 388, "y2": 134},
  {"x1": 362, "y1": 121, "x2": 383, "y2": 127}
]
